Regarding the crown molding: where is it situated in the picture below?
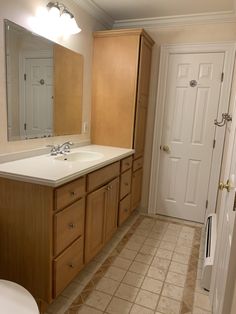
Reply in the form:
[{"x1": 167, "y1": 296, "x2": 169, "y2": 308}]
[
  {"x1": 73, "y1": 0, "x2": 114, "y2": 28},
  {"x1": 113, "y1": 11, "x2": 236, "y2": 29}
]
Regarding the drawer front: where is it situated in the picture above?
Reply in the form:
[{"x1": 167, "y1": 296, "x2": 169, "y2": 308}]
[
  {"x1": 120, "y1": 169, "x2": 132, "y2": 200},
  {"x1": 119, "y1": 194, "x2": 131, "y2": 226},
  {"x1": 55, "y1": 177, "x2": 86, "y2": 211},
  {"x1": 121, "y1": 156, "x2": 132, "y2": 173},
  {"x1": 53, "y1": 237, "x2": 84, "y2": 297},
  {"x1": 88, "y1": 162, "x2": 120, "y2": 192},
  {"x1": 133, "y1": 157, "x2": 143, "y2": 172},
  {"x1": 54, "y1": 198, "x2": 85, "y2": 256}
]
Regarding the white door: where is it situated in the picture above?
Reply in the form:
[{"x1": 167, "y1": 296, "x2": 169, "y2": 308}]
[
  {"x1": 157, "y1": 52, "x2": 225, "y2": 222},
  {"x1": 212, "y1": 101, "x2": 236, "y2": 314},
  {"x1": 24, "y1": 58, "x2": 53, "y2": 139}
]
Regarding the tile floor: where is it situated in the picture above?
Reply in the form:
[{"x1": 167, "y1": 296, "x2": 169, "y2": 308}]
[{"x1": 46, "y1": 212, "x2": 212, "y2": 314}]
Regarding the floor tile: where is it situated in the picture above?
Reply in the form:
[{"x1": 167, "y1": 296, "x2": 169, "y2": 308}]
[
  {"x1": 162, "y1": 283, "x2": 184, "y2": 301},
  {"x1": 77, "y1": 305, "x2": 103, "y2": 313},
  {"x1": 115, "y1": 283, "x2": 138, "y2": 302},
  {"x1": 140, "y1": 245, "x2": 157, "y2": 256},
  {"x1": 135, "y1": 289, "x2": 159, "y2": 310},
  {"x1": 144, "y1": 238, "x2": 161, "y2": 248},
  {"x1": 155, "y1": 249, "x2": 173, "y2": 260},
  {"x1": 162, "y1": 235, "x2": 178, "y2": 244},
  {"x1": 165, "y1": 271, "x2": 186, "y2": 287},
  {"x1": 152, "y1": 256, "x2": 170, "y2": 271},
  {"x1": 106, "y1": 297, "x2": 132, "y2": 314},
  {"x1": 194, "y1": 292, "x2": 212, "y2": 311},
  {"x1": 130, "y1": 304, "x2": 155, "y2": 314},
  {"x1": 125, "y1": 241, "x2": 142, "y2": 251},
  {"x1": 112, "y1": 256, "x2": 132, "y2": 270},
  {"x1": 85, "y1": 290, "x2": 112, "y2": 311},
  {"x1": 169, "y1": 261, "x2": 188, "y2": 275},
  {"x1": 135, "y1": 252, "x2": 154, "y2": 264},
  {"x1": 174, "y1": 245, "x2": 192, "y2": 255},
  {"x1": 122, "y1": 271, "x2": 144, "y2": 287},
  {"x1": 104, "y1": 266, "x2": 126, "y2": 282},
  {"x1": 119, "y1": 248, "x2": 137, "y2": 260},
  {"x1": 172, "y1": 252, "x2": 190, "y2": 265},
  {"x1": 147, "y1": 265, "x2": 166, "y2": 281},
  {"x1": 157, "y1": 296, "x2": 181, "y2": 314},
  {"x1": 193, "y1": 307, "x2": 211, "y2": 314},
  {"x1": 95, "y1": 277, "x2": 120, "y2": 295},
  {"x1": 129, "y1": 261, "x2": 149, "y2": 275},
  {"x1": 160, "y1": 241, "x2": 176, "y2": 251},
  {"x1": 141, "y1": 277, "x2": 163, "y2": 294}
]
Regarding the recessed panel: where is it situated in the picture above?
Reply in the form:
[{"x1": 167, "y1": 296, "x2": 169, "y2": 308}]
[
  {"x1": 177, "y1": 64, "x2": 190, "y2": 80},
  {"x1": 198, "y1": 63, "x2": 213, "y2": 80},
  {"x1": 184, "y1": 159, "x2": 201, "y2": 205},
  {"x1": 32, "y1": 85, "x2": 40, "y2": 128},
  {"x1": 171, "y1": 88, "x2": 187, "y2": 143},
  {"x1": 166, "y1": 157, "x2": 180, "y2": 202},
  {"x1": 191, "y1": 88, "x2": 209, "y2": 145},
  {"x1": 32, "y1": 65, "x2": 41, "y2": 81}
]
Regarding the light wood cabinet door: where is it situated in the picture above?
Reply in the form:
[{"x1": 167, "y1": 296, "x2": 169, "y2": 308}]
[
  {"x1": 85, "y1": 186, "x2": 106, "y2": 263},
  {"x1": 104, "y1": 177, "x2": 119, "y2": 242},
  {"x1": 133, "y1": 36, "x2": 152, "y2": 158},
  {"x1": 131, "y1": 169, "x2": 143, "y2": 211}
]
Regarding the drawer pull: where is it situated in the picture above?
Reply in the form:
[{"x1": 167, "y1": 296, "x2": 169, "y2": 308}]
[
  {"x1": 68, "y1": 223, "x2": 76, "y2": 229},
  {"x1": 68, "y1": 263, "x2": 75, "y2": 268},
  {"x1": 125, "y1": 162, "x2": 130, "y2": 166},
  {"x1": 70, "y1": 191, "x2": 76, "y2": 197},
  {"x1": 106, "y1": 185, "x2": 112, "y2": 191},
  {"x1": 124, "y1": 182, "x2": 129, "y2": 186}
]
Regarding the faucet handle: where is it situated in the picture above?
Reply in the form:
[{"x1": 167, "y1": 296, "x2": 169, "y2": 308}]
[{"x1": 46, "y1": 144, "x2": 59, "y2": 155}]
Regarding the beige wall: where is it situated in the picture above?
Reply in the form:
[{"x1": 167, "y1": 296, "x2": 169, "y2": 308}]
[
  {"x1": 141, "y1": 21, "x2": 236, "y2": 211},
  {"x1": 0, "y1": 0, "x2": 104, "y2": 155}
]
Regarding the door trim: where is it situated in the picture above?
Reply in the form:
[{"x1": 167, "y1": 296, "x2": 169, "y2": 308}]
[{"x1": 148, "y1": 42, "x2": 236, "y2": 220}]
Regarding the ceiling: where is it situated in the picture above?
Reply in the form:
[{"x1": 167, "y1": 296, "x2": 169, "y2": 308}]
[
  {"x1": 89, "y1": 0, "x2": 234, "y2": 21},
  {"x1": 76, "y1": 0, "x2": 236, "y2": 28}
]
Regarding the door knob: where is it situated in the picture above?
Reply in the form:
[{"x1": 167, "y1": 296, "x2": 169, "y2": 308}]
[
  {"x1": 162, "y1": 145, "x2": 170, "y2": 153},
  {"x1": 219, "y1": 179, "x2": 231, "y2": 192}
]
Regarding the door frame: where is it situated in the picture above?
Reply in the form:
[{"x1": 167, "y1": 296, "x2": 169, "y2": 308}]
[{"x1": 148, "y1": 42, "x2": 235, "y2": 220}]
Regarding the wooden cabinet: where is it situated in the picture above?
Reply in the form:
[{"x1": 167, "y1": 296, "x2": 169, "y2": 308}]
[
  {"x1": 131, "y1": 168, "x2": 143, "y2": 211},
  {"x1": 91, "y1": 29, "x2": 154, "y2": 211},
  {"x1": 85, "y1": 177, "x2": 119, "y2": 263}
]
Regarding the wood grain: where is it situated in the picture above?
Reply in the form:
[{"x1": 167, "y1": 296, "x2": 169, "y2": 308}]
[
  {"x1": 53, "y1": 44, "x2": 83, "y2": 136},
  {"x1": 0, "y1": 178, "x2": 53, "y2": 303},
  {"x1": 119, "y1": 194, "x2": 131, "y2": 226},
  {"x1": 120, "y1": 169, "x2": 132, "y2": 200},
  {"x1": 121, "y1": 156, "x2": 132, "y2": 173}
]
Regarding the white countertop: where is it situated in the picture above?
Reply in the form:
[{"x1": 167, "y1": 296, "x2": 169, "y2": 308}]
[{"x1": 0, "y1": 145, "x2": 134, "y2": 187}]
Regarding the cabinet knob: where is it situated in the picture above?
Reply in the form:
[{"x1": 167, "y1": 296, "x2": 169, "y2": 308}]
[
  {"x1": 70, "y1": 191, "x2": 76, "y2": 196},
  {"x1": 68, "y1": 263, "x2": 75, "y2": 268},
  {"x1": 106, "y1": 185, "x2": 112, "y2": 191},
  {"x1": 125, "y1": 162, "x2": 130, "y2": 166},
  {"x1": 68, "y1": 223, "x2": 76, "y2": 229},
  {"x1": 124, "y1": 182, "x2": 129, "y2": 186}
]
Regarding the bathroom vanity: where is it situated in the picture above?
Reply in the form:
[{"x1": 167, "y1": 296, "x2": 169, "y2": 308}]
[{"x1": 0, "y1": 145, "x2": 137, "y2": 309}]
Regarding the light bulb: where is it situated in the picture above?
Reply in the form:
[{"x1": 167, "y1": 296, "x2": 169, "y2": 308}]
[
  {"x1": 48, "y1": 6, "x2": 60, "y2": 19},
  {"x1": 69, "y1": 17, "x2": 81, "y2": 34}
]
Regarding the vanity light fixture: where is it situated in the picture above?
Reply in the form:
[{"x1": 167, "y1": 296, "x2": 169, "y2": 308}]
[{"x1": 46, "y1": 1, "x2": 81, "y2": 35}]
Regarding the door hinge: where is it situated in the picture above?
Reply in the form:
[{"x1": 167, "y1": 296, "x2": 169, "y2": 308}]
[
  {"x1": 24, "y1": 123, "x2": 27, "y2": 130},
  {"x1": 213, "y1": 139, "x2": 216, "y2": 149},
  {"x1": 24, "y1": 73, "x2": 26, "y2": 81},
  {"x1": 206, "y1": 200, "x2": 208, "y2": 209},
  {"x1": 221, "y1": 72, "x2": 224, "y2": 82}
]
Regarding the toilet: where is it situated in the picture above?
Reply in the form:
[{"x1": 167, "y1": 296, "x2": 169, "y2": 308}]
[{"x1": 0, "y1": 280, "x2": 39, "y2": 314}]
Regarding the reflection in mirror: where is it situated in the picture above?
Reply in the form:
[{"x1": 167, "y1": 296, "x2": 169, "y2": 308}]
[{"x1": 5, "y1": 20, "x2": 83, "y2": 141}]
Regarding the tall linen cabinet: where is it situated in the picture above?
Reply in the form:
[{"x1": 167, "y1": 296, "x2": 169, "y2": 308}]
[{"x1": 91, "y1": 28, "x2": 154, "y2": 212}]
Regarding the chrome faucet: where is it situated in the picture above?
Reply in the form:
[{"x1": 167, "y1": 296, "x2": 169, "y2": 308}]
[{"x1": 47, "y1": 141, "x2": 74, "y2": 155}]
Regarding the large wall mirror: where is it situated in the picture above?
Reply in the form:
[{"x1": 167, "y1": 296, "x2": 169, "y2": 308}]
[{"x1": 4, "y1": 19, "x2": 83, "y2": 141}]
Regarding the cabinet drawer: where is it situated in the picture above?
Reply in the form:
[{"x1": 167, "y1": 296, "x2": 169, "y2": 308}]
[
  {"x1": 120, "y1": 169, "x2": 132, "y2": 200},
  {"x1": 119, "y1": 194, "x2": 131, "y2": 226},
  {"x1": 87, "y1": 162, "x2": 120, "y2": 192},
  {"x1": 54, "y1": 198, "x2": 85, "y2": 256},
  {"x1": 55, "y1": 177, "x2": 86, "y2": 211},
  {"x1": 121, "y1": 156, "x2": 132, "y2": 173},
  {"x1": 133, "y1": 157, "x2": 143, "y2": 172},
  {"x1": 53, "y1": 237, "x2": 84, "y2": 297}
]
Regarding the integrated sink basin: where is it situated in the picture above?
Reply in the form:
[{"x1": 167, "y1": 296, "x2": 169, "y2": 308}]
[{"x1": 55, "y1": 151, "x2": 104, "y2": 162}]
